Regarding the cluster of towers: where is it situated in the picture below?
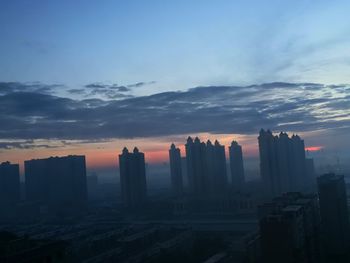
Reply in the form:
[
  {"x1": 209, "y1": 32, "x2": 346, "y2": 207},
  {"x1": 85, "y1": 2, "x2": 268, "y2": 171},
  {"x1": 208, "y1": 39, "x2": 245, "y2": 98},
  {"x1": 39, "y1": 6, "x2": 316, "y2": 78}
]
[
  {"x1": 170, "y1": 137, "x2": 245, "y2": 199},
  {"x1": 258, "y1": 129, "x2": 313, "y2": 197},
  {"x1": 120, "y1": 137, "x2": 246, "y2": 207}
]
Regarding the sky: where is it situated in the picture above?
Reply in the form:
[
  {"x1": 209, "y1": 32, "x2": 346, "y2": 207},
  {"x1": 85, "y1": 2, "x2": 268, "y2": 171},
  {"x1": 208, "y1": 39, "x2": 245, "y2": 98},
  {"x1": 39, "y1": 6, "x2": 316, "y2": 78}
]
[{"x1": 0, "y1": 0, "x2": 350, "y2": 174}]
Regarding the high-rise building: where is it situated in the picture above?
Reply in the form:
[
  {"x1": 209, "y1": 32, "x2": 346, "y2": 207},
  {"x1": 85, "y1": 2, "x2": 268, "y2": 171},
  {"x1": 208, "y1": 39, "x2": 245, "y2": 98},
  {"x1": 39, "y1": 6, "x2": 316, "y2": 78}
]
[
  {"x1": 258, "y1": 129, "x2": 309, "y2": 198},
  {"x1": 119, "y1": 147, "x2": 147, "y2": 208},
  {"x1": 169, "y1": 143, "x2": 183, "y2": 196},
  {"x1": 0, "y1": 161, "x2": 20, "y2": 207},
  {"x1": 25, "y1": 155, "x2": 87, "y2": 213},
  {"x1": 229, "y1": 140, "x2": 245, "y2": 190},
  {"x1": 317, "y1": 173, "x2": 349, "y2": 258},
  {"x1": 185, "y1": 137, "x2": 207, "y2": 197},
  {"x1": 211, "y1": 140, "x2": 228, "y2": 195},
  {"x1": 259, "y1": 192, "x2": 321, "y2": 263},
  {"x1": 185, "y1": 137, "x2": 227, "y2": 198}
]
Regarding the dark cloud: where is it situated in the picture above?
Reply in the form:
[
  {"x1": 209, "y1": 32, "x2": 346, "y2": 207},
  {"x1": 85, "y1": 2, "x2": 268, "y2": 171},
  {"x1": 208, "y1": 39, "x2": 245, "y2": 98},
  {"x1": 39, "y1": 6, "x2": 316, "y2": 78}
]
[
  {"x1": 67, "y1": 88, "x2": 86, "y2": 94},
  {"x1": 0, "y1": 82, "x2": 349, "y2": 141},
  {"x1": 83, "y1": 82, "x2": 132, "y2": 99},
  {"x1": 0, "y1": 140, "x2": 59, "y2": 150},
  {"x1": 127, "y1": 81, "x2": 156, "y2": 88},
  {"x1": 0, "y1": 82, "x2": 62, "y2": 95},
  {"x1": 84, "y1": 83, "x2": 130, "y2": 92}
]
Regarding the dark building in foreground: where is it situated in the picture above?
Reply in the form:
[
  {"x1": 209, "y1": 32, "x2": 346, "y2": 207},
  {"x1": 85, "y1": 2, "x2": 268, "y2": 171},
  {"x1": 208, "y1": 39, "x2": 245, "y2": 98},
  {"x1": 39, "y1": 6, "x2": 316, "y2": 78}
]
[
  {"x1": 169, "y1": 143, "x2": 183, "y2": 197},
  {"x1": 0, "y1": 231, "x2": 68, "y2": 263},
  {"x1": 0, "y1": 161, "x2": 20, "y2": 207},
  {"x1": 317, "y1": 173, "x2": 349, "y2": 259},
  {"x1": 259, "y1": 192, "x2": 321, "y2": 263},
  {"x1": 229, "y1": 140, "x2": 245, "y2": 191},
  {"x1": 25, "y1": 155, "x2": 87, "y2": 214},
  {"x1": 119, "y1": 147, "x2": 147, "y2": 208}
]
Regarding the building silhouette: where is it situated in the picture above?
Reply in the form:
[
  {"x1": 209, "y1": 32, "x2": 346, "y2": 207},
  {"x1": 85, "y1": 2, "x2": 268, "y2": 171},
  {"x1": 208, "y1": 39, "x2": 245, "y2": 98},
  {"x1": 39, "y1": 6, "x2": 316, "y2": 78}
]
[
  {"x1": 317, "y1": 173, "x2": 349, "y2": 259},
  {"x1": 25, "y1": 155, "x2": 87, "y2": 214},
  {"x1": 0, "y1": 161, "x2": 20, "y2": 208},
  {"x1": 119, "y1": 147, "x2": 147, "y2": 208},
  {"x1": 169, "y1": 143, "x2": 183, "y2": 196},
  {"x1": 229, "y1": 140, "x2": 245, "y2": 191},
  {"x1": 259, "y1": 192, "x2": 321, "y2": 263},
  {"x1": 185, "y1": 137, "x2": 227, "y2": 198},
  {"x1": 209, "y1": 140, "x2": 228, "y2": 195},
  {"x1": 258, "y1": 129, "x2": 309, "y2": 197}
]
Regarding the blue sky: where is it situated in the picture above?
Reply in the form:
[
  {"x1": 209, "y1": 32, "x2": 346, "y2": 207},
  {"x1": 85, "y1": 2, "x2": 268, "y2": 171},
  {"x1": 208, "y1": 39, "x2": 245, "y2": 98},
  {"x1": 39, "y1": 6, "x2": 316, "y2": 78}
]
[{"x1": 1, "y1": 0, "x2": 350, "y2": 95}]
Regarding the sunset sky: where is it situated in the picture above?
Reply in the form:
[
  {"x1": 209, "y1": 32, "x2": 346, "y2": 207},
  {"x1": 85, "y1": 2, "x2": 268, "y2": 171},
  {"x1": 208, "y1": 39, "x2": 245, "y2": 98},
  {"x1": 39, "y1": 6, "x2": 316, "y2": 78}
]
[{"x1": 0, "y1": 1, "x2": 350, "y2": 173}]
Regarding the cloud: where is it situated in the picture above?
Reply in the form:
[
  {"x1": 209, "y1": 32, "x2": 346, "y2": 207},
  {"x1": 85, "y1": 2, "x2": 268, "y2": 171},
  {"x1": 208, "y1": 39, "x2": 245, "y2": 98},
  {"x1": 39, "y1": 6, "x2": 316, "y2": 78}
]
[
  {"x1": 0, "y1": 140, "x2": 60, "y2": 150},
  {"x1": 127, "y1": 81, "x2": 156, "y2": 88},
  {"x1": 67, "y1": 88, "x2": 86, "y2": 94},
  {"x1": 84, "y1": 83, "x2": 130, "y2": 92},
  {"x1": 0, "y1": 82, "x2": 62, "y2": 95},
  {"x1": 83, "y1": 82, "x2": 133, "y2": 99},
  {"x1": 0, "y1": 82, "x2": 349, "y2": 141}
]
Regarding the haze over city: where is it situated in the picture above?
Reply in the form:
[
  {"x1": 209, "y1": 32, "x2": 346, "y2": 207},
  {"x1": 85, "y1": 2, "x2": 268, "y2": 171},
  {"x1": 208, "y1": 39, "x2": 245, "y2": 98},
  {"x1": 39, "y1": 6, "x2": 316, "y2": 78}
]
[{"x1": 1, "y1": 1, "x2": 350, "y2": 262}]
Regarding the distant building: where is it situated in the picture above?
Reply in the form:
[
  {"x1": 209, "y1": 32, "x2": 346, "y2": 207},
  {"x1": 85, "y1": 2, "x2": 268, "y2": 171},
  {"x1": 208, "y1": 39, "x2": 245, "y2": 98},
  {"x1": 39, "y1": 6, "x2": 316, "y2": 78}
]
[
  {"x1": 259, "y1": 192, "x2": 321, "y2": 263},
  {"x1": 317, "y1": 173, "x2": 349, "y2": 258},
  {"x1": 229, "y1": 140, "x2": 245, "y2": 190},
  {"x1": 0, "y1": 161, "x2": 20, "y2": 207},
  {"x1": 169, "y1": 144, "x2": 183, "y2": 196},
  {"x1": 185, "y1": 137, "x2": 227, "y2": 198},
  {"x1": 258, "y1": 129, "x2": 309, "y2": 197},
  {"x1": 119, "y1": 147, "x2": 147, "y2": 208},
  {"x1": 87, "y1": 172, "x2": 99, "y2": 198},
  {"x1": 305, "y1": 158, "x2": 315, "y2": 179},
  {"x1": 25, "y1": 155, "x2": 87, "y2": 214}
]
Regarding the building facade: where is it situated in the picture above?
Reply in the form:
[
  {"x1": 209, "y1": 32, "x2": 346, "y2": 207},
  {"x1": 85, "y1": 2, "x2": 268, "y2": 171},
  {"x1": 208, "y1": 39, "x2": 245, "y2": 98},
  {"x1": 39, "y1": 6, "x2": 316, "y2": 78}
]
[
  {"x1": 119, "y1": 147, "x2": 147, "y2": 208},
  {"x1": 25, "y1": 155, "x2": 87, "y2": 214},
  {"x1": 258, "y1": 129, "x2": 309, "y2": 198},
  {"x1": 169, "y1": 143, "x2": 183, "y2": 196},
  {"x1": 185, "y1": 137, "x2": 227, "y2": 198},
  {"x1": 0, "y1": 161, "x2": 20, "y2": 207},
  {"x1": 317, "y1": 173, "x2": 349, "y2": 258},
  {"x1": 229, "y1": 140, "x2": 245, "y2": 191},
  {"x1": 259, "y1": 192, "x2": 321, "y2": 263}
]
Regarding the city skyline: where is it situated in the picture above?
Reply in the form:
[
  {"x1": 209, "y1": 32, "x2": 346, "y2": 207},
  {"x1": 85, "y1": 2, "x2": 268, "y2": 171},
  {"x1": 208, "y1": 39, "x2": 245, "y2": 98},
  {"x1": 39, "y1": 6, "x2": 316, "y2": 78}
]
[{"x1": 0, "y1": 129, "x2": 341, "y2": 176}]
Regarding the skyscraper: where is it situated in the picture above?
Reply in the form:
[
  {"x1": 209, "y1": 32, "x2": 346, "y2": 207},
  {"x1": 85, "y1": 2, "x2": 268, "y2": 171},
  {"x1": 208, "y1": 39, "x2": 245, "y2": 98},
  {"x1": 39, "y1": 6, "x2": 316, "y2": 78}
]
[
  {"x1": 258, "y1": 129, "x2": 309, "y2": 198},
  {"x1": 229, "y1": 140, "x2": 245, "y2": 190},
  {"x1": 211, "y1": 140, "x2": 228, "y2": 195},
  {"x1": 317, "y1": 173, "x2": 349, "y2": 259},
  {"x1": 185, "y1": 137, "x2": 207, "y2": 197},
  {"x1": 258, "y1": 129, "x2": 280, "y2": 197},
  {"x1": 119, "y1": 147, "x2": 147, "y2": 208},
  {"x1": 0, "y1": 161, "x2": 20, "y2": 207},
  {"x1": 169, "y1": 143, "x2": 183, "y2": 196},
  {"x1": 185, "y1": 137, "x2": 227, "y2": 198},
  {"x1": 25, "y1": 155, "x2": 87, "y2": 214}
]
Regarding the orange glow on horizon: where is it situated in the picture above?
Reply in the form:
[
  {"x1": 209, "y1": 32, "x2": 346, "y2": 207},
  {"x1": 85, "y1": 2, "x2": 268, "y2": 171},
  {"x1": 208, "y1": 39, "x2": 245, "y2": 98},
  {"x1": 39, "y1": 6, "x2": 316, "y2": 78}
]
[
  {"x1": 6, "y1": 131, "x2": 325, "y2": 172},
  {"x1": 305, "y1": 146, "x2": 323, "y2": 152}
]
